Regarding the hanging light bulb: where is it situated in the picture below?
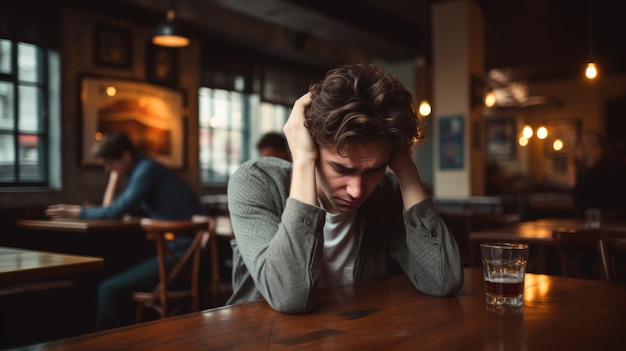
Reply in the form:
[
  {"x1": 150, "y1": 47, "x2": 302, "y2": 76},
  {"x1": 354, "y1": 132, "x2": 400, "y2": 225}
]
[
  {"x1": 584, "y1": 0, "x2": 598, "y2": 79},
  {"x1": 153, "y1": 4, "x2": 189, "y2": 48},
  {"x1": 553, "y1": 139, "x2": 564, "y2": 151},
  {"x1": 484, "y1": 91, "x2": 496, "y2": 107},
  {"x1": 519, "y1": 136, "x2": 529, "y2": 147},
  {"x1": 418, "y1": 100, "x2": 431, "y2": 116},
  {"x1": 536, "y1": 126, "x2": 548, "y2": 139},
  {"x1": 522, "y1": 125, "x2": 533, "y2": 139},
  {"x1": 585, "y1": 62, "x2": 598, "y2": 79}
]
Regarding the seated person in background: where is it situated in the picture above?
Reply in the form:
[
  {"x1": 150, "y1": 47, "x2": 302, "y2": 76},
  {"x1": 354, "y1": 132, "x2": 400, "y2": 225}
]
[
  {"x1": 46, "y1": 131, "x2": 207, "y2": 330},
  {"x1": 568, "y1": 128, "x2": 626, "y2": 218},
  {"x1": 256, "y1": 131, "x2": 291, "y2": 161},
  {"x1": 226, "y1": 63, "x2": 463, "y2": 313}
]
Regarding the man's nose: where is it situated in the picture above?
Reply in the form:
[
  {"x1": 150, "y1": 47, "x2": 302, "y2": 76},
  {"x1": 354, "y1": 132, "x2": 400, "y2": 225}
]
[{"x1": 346, "y1": 176, "x2": 364, "y2": 200}]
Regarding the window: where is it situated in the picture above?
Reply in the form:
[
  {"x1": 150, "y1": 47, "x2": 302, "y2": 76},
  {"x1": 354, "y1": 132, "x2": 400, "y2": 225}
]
[
  {"x1": 0, "y1": 39, "x2": 59, "y2": 187},
  {"x1": 198, "y1": 87, "x2": 290, "y2": 185}
]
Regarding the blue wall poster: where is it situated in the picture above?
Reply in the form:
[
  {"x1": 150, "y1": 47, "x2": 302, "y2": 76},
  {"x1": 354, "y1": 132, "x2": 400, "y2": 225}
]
[{"x1": 439, "y1": 115, "x2": 464, "y2": 170}]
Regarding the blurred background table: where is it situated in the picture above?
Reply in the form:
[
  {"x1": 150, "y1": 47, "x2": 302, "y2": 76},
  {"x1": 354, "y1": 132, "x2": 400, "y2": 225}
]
[
  {"x1": 469, "y1": 217, "x2": 626, "y2": 274},
  {"x1": 0, "y1": 246, "x2": 103, "y2": 287},
  {"x1": 15, "y1": 218, "x2": 142, "y2": 233}
]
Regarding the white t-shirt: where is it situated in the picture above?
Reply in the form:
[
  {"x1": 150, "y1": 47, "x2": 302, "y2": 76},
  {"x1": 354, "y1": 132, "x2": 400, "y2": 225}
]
[{"x1": 319, "y1": 210, "x2": 356, "y2": 289}]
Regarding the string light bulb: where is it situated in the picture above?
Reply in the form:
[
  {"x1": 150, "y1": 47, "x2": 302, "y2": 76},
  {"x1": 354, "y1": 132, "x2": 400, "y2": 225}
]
[
  {"x1": 585, "y1": 62, "x2": 598, "y2": 79},
  {"x1": 484, "y1": 91, "x2": 496, "y2": 107},
  {"x1": 418, "y1": 100, "x2": 431, "y2": 116},
  {"x1": 584, "y1": 0, "x2": 598, "y2": 79},
  {"x1": 522, "y1": 125, "x2": 533, "y2": 139},
  {"x1": 537, "y1": 126, "x2": 548, "y2": 139}
]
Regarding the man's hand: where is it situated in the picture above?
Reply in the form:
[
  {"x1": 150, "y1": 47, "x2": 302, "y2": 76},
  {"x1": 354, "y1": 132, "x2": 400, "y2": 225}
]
[
  {"x1": 283, "y1": 93, "x2": 317, "y2": 165},
  {"x1": 45, "y1": 204, "x2": 81, "y2": 218},
  {"x1": 283, "y1": 92, "x2": 318, "y2": 207}
]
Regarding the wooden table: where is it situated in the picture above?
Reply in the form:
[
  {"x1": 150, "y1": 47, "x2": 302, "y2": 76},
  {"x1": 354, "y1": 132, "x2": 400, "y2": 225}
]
[
  {"x1": 469, "y1": 218, "x2": 626, "y2": 272},
  {"x1": 9, "y1": 268, "x2": 626, "y2": 351},
  {"x1": 0, "y1": 246, "x2": 104, "y2": 286},
  {"x1": 12, "y1": 218, "x2": 150, "y2": 278},
  {"x1": 15, "y1": 218, "x2": 142, "y2": 233}
]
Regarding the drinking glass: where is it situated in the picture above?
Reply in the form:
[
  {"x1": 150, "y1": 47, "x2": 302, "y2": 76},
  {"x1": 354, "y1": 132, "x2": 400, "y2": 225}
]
[
  {"x1": 585, "y1": 208, "x2": 601, "y2": 228},
  {"x1": 480, "y1": 243, "x2": 529, "y2": 307}
]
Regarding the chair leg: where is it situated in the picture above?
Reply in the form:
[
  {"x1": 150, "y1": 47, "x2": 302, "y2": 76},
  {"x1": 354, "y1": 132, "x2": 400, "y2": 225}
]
[{"x1": 135, "y1": 303, "x2": 144, "y2": 323}]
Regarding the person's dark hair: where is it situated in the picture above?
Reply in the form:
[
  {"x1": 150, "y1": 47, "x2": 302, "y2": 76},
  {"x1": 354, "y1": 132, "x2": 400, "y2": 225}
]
[
  {"x1": 305, "y1": 63, "x2": 423, "y2": 156},
  {"x1": 256, "y1": 132, "x2": 288, "y2": 152},
  {"x1": 93, "y1": 131, "x2": 136, "y2": 160}
]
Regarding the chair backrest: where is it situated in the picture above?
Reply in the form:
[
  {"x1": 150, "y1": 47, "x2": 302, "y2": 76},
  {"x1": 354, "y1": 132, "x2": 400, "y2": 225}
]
[
  {"x1": 138, "y1": 218, "x2": 210, "y2": 318},
  {"x1": 553, "y1": 228, "x2": 626, "y2": 281},
  {"x1": 598, "y1": 237, "x2": 626, "y2": 282}
]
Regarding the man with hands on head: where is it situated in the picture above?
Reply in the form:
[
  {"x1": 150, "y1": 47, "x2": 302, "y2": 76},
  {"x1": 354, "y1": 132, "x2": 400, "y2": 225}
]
[{"x1": 226, "y1": 63, "x2": 463, "y2": 313}]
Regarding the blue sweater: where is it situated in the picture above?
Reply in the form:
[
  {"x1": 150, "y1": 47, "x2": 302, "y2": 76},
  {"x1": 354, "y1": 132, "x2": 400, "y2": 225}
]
[{"x1": 79, "y1": 157, "x2": 205, "y2": 221}]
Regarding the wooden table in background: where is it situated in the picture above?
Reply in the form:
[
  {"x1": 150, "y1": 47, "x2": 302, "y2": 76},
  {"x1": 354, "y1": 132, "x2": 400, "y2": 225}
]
[
  {"x1": 469, "y1": 218, "x2": 626, "y2": 272},
  {"x1": 15, "y1": 218, "x2": 141, "y2": 233},
  {"x1": 0, "y1": 246, "x2": 104, "y2": 286},
  {"x1": 12, "y1": 218, "x2": 148, "y2": 278},
  {"x1": 10, "y1": 268, "x2": 626, "y2": 350}
]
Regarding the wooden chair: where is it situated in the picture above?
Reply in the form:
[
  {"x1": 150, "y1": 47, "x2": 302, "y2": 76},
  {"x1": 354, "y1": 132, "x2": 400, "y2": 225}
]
[
  {"x1": 133, "y1": 217, "x2": 216, "y2": 322},
  {"x1": 553, "y1": 228, "x2": 626, "y2": 281},
  {"x1": 598, "y1": 237, "x2": 626, "y2": 282}
]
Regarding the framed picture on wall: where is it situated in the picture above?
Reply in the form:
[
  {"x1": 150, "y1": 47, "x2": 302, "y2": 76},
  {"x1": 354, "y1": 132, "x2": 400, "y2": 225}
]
[
  {"x1": 79, "y1": 76, "x2": 186, "y2": 169},
  {"x1": 146, "y1": 42, "x2": 178, "y2": 86},
  {"x1": 94, "y1": 23, "x2": 133, "y2": 68},
  {"x1": 485, "y1": 117, "x2": 517, "y2": 160},
  {"x1": 439, "y1": 114, "x2": 465, "y2": 170},
  {"x1": 544, "y1": 119, "x2": 581, "y2": 156}
]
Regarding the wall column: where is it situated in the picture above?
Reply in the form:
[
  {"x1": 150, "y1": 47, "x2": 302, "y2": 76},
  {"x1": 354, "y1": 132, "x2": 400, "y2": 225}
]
[{"x1": 432, "y1": 0, "x2": 484, "y2": 197}]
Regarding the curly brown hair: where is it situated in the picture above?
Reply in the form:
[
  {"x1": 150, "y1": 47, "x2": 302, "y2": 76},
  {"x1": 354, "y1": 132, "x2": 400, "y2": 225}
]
[{"x1": 305, "y1": 63, "x2": 423, "y2": 156}]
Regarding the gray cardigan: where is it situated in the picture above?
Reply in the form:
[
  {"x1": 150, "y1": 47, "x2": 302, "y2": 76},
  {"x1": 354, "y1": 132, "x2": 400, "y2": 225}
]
[{"x1": 226, "y1": 157, "x2": 463, "y2": 313}]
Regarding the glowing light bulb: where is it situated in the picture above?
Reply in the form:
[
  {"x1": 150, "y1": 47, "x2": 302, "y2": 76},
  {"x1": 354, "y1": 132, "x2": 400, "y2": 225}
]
[
  {"x1": 537, "y1": 126, "x2": 548, "y2": 139},
  {"x1": 484, "y1": 92, "x2": 496, "y2": 107},
  {"x1": 522, "y1": 125, "x2": 533, "y2": 139},
  {"x1": 585, "y1": 62, "x2": 598, "y2": 79},
  {"x1": 519, "y1": 136, "x2": 529, "y2": 146},
  {"x1": 553, "y1": 139, "x2": 564, "y2": 151},
  {"x1": 418, "y1": 100, "x2": 431, "y2": 116}
]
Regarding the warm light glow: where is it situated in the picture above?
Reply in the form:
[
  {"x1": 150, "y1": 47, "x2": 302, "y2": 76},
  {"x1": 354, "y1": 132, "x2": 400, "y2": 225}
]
[
  {"x1": 418, "y1": 100, "x2": 431, "y2": 116},
  {"x1": 484, "y1": 92, "x2": 496, "y2": 107},
  {"x1": 94, "y1": 132, "x2": 103, "y2": 141},
  {"x1": 585, "y1": 62, "x2": 598, "y2": 79},
  {"x1": 152, "y1": 9, "x2": 190, "y2": 48},
  {"x1": 536, "y1": 126, "x2": 548, "y2": 139},
  {"x1": 524, "y1": 274, "x2": 552, "y2": 302},
  {"x1": 519, "y1": 136, "x2": 529, "y2": 146},
  {"x1": 553, "y1": 139, "x2": 564, "y2": 151},
  {"x1": 105, "y1": 86, "x2": 117, "y2": 97},
  {"x1": 152, "y1": 35, "x2": 190, "y2": 48},
  {"x1": 522, "y1": 125, "x2": 533, "y2": 139}
]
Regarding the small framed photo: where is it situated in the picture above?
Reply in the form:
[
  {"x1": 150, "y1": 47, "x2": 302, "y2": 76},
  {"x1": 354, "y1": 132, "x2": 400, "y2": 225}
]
[
  {"x1": 485, "y1": 117, "x2": 517, "y2": 160},
  {"x1": 94, "y1": 24, "x2": 133, "y2": 68},
  {"x1": 146, "y1": 42, "x2": 178, "y2": 86}
]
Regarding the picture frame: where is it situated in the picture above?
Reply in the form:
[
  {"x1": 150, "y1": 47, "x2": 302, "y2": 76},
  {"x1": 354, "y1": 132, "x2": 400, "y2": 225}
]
[
  {"x1": 79, "y1": 76, "x2": 186, "y2": 169},
  {"x1": 146, "y1": 42, "x2": 178, "y2": 86},
  {"x1": 439, "y1": 114, "x2": 465, "y2": 170},
  {"x1": 94, "y1": 24, "x2": 133, "y2": 68},
  {"x1": 544, "y1": 119, "x2": 581, "y2": 156},
  {"x1": 485, "y1": 117, "x2": 517, "y2": 160}
]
